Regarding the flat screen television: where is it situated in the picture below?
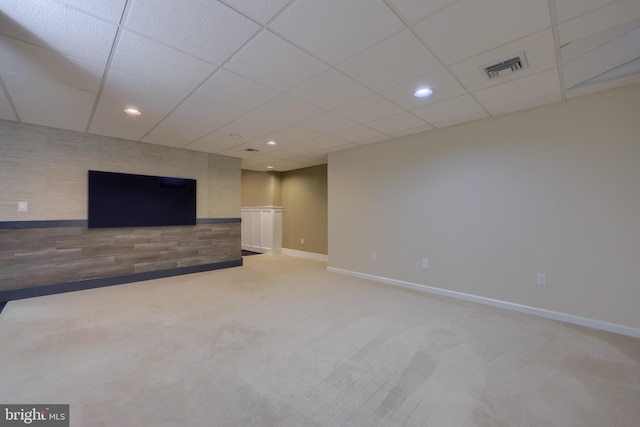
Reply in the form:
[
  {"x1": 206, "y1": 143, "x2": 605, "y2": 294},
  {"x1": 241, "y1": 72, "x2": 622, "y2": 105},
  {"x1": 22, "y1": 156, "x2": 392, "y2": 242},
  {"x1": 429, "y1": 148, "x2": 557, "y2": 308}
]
[{"x1": 88, "y1": 170, "x2": 197, "y2": 228}]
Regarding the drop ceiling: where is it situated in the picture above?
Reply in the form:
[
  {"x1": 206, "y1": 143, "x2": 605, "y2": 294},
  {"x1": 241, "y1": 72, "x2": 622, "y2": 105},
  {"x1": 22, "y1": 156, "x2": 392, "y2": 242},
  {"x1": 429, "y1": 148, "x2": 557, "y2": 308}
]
[{"x1": 1, "y1": 0, "x2": 639, "y2": 171}]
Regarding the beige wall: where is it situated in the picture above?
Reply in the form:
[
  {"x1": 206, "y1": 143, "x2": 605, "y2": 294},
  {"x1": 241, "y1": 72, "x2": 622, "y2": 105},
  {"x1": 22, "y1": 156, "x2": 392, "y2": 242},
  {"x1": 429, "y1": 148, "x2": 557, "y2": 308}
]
[
  {"x1": 282, "y1": 165, "x2": 327, "y2": 255},
  {"x1": 328, "y1": 84, "x2": 640, "y2": 330},
  {"x1": 242, "y1": 166, "x2": 328, "y2": 255},
  {"x1": 0, "y1": 120, "x2": 240, "y2": 220},
  {"x1": 241, "y1": 170, "x2": 282, "y2": 207}
]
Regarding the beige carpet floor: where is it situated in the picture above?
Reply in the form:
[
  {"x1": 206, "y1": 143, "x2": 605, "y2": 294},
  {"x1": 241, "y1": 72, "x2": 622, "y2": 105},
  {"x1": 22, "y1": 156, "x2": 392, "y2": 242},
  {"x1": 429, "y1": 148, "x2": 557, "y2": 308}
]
[{"x1": 1, "y1": 254, "x2": 639, "y2": 427}]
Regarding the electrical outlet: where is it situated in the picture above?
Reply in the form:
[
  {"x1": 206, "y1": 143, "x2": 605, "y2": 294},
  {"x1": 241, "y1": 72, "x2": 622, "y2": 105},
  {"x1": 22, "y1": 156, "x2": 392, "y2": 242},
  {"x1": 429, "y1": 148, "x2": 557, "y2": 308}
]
[
  {"x1": 371, "y1": 252, "x2": 377, "y2": 261},
  {"x1": 18, "y1": 201, "x2": 28, "y2": 212},
  {"x1": 301, "y1": 238, "x2": 304, "y2": 244},
  {"x1": 537, "y1": 273, "x2": 547, "y2": 286},
  {"x1": 422, "y1": 258, "x2": 429, "y2": 269}
]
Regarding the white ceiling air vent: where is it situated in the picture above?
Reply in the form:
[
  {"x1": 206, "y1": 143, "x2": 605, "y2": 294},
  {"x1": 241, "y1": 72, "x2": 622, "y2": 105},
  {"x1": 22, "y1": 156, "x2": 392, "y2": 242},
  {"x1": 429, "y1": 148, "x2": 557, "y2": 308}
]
[{"x1": 483, "y1": 51, "x2": 529, "y2": 79}]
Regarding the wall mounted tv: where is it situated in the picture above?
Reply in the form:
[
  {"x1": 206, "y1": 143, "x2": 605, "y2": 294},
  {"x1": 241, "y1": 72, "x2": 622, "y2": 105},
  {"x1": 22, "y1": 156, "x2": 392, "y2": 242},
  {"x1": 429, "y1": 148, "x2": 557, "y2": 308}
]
[{"x1": 88, "y1": 170, "x2": 196, "y2": 228}]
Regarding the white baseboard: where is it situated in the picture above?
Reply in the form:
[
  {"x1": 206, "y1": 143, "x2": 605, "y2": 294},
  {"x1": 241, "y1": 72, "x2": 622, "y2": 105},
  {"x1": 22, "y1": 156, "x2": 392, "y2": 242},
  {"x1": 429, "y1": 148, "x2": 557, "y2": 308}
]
[
  {"x1": 282, "y1": 248, "x2": 328, "y2": 262},
  {"x1": 326, "y1": 266, "x2": 640, "y2": 339},
  {"x1": 242, "y1": 246, "x2": 281, "y2": 255}
]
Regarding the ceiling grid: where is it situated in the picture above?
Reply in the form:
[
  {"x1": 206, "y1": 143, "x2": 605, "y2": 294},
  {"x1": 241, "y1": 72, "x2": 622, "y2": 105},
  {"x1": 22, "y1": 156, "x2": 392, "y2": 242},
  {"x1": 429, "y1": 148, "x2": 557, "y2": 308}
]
[{"x1": 0, "y1": 0, "x2": 638, "y2": 171}]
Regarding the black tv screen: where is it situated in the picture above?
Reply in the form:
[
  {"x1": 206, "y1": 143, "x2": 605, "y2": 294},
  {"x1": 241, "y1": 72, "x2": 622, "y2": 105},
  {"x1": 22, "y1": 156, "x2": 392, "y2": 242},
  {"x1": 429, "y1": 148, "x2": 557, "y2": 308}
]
[{"x1": 88, "y1": 170, "x2": 196, "y2": 228}]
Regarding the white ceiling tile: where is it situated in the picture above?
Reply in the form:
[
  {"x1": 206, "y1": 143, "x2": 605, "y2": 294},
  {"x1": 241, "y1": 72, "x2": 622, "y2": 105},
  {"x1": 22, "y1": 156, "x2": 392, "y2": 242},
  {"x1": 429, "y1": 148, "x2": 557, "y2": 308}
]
[
  {"x1": 304, "y1": 136, "x2": 357, "y2": 150},
  {"x1": 125, "y1": 0, "x2": 260, "y2": 64},
  {"x1": 241, "y1": 156, "x2": 274, "y2": 166},
  {"x1": 216, "y1": 145, "x2": 260, "y2": 159},
  {"x1": 222, "y1": 0, "x2": 291, "y2": 24},
  {"x1": 1, "y1": 71, "x2": 95, "y2": 110},
  {"x1": 380, "y1": 68, "x2": 467, "y2": 110},
  {"x1": 560, "y1": 19, "x2": 640, "y2": 64},
  {"x1": 335, "y1": 94, "x2": 404, "y2": 123},
  {"x1": 218, "y1": 148, "x2": 257, "y2": 160},
  {"x1": 298, "y1": 112, "x2": 358, "y2": 134},
  {"x1": 270, "y1": 125, "x2": 323, "y2": 142},
  {"x1": 563, "y1": 27, "x2": 640, "y2": 89},
  {"x1": 412, "y1": 94, "x2": 488, "y2": 127},
  {"x1": 434, "y1": 111, "x2": 489, "y2": 128},
  {"x1": 254, "y1": 140, "x2": 285, "y2": 153},
  {"x1": 102, "y1": 70, "x2": 188, "y2": 111},
  {"x1": 195, "y1": 69, "x2": 279, "y2": 111},
  {"x1": 183, "y1": 132, "x2": 244, "y2": 153},
  {"x1": 89, "y1": 94, "x2": 165, "y2": 141},
  {"x1": 218, "y1": 112, "x2": 290, "y2": 141},
  {"x1": 2, "y1": 73, "x2": 94, "y2": 132},
  {"x1": 251, "y1": 150, "x2": 284, "y2": 160},
  {"x1": 3, "y1": 0, "x2": 637, "y2": 169},
  {"x1": 565, "y1": 73, "x2": 640, "y2": 99},
  {"x1": 9, "y1": 98, "x2": 91, "y2": 132},
  {"x1": 184, "y1": 111, "x2": 289, "y2": 153},
  {"x1": 365, "y1": 112, "x2": 428, "y2": 134},
  {"x1": 142, "y1": 95, "x2": 245, "y2": 147},
  {"x1": 473, "y1": 68, "x2": 561, "y2": 115},
  {"x1": 555, "y1": 0, "x2": 618, "y2": 23},
  {"x1": 218, "y1": 141, "x2": 275, "y2": 158},
  {"x1": 448, "y1": 30, "x2": 557, "y2": 92},
  {"x1": 9, "y1": 103, "x2": 90, "y2": 133},
  {"x1": 579, "y1": 57, "x2": 640, "y2": 85},
  {"x1": 225, "y1": 31, "x2": 328, "y2": 91},
  {"x1": 331, "y1": 125, "x2": 386, "y2": 143},
  {"x1": 337, "y1": 29, "x2": 442, "y2": 91},
  {"x1": 278, "y1": 143, "x2": 325, "y2": 156},
  {"x1": 386, "y1": 0, "x2": 460, "y2": 25},
  {"x1": 415, "y1": 0, "x2": 551, "y2": 65},
  {"x1": 0, "y1": 36, "x2": 104, "y2": 92},
  {"x1": 354, "y1": 135, "x2": 390, "y2": 146},
  {"x1": 0, "y1": 0, "x2": 118, "y2": 65},
  {"x1": 558, "y1": 0, "x2": 640, "y2": 45},
  {"x1": 389, "y1": 124, "x2": 435, "y2": 138},
  {"x1": 253, "y1": 95, "x2": 325, "y2": 125},
  {"x1": 271, "y1": 0, "x2": 405, "y2": 64},
  {"x1": 50, "y1": 0, "x2": 128, "y2": 24},
  {"x1": 287, "y1": 69, "x2": 372, "y2": 110},
  {"x1": 241, "y1": 136, "x2": 297, "y2": 150},
  {"x1": 111, "y1": 31, "x2": 216, "y2": 92}
]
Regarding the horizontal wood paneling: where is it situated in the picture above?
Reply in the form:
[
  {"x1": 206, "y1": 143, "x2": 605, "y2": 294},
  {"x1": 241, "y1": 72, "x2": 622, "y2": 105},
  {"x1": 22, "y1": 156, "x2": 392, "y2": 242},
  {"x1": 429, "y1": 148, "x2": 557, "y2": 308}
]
[{"x1": 0, "y1": 222, "x2": 240, "y2": 292}]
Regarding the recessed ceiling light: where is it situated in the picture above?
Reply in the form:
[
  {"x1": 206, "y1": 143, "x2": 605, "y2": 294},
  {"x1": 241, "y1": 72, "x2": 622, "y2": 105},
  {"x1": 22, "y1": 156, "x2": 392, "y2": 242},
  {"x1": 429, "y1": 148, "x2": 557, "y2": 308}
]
[
  {"x1": 123, "y1": 108, "x2": 142, "y2": 116},
  {"x1": 413, "y1": 87, "x2": 433, "y2": 98},
  {"x1": 230, "y1": 133, "x2": 242, "y2": 139},
  {"x1": 266, "y1": 140, "x2": 277, "y2": 146},
  {"x1": 266, "y1": 166, "x2": 274, "y2": 169}
]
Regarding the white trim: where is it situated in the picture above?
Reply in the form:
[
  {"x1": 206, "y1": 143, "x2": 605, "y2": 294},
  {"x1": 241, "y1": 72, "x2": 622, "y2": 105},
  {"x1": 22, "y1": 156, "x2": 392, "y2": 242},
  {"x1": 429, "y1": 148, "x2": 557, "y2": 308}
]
[
  {"x1": 326, "y1": 267, "x2": 640, "y2": 339},
  {"x1": 242, "y1": 246, "x2": 281, "y2": 255},
  {"x1": 282, "y1": 248, "x2": 328, "y2": 262}
]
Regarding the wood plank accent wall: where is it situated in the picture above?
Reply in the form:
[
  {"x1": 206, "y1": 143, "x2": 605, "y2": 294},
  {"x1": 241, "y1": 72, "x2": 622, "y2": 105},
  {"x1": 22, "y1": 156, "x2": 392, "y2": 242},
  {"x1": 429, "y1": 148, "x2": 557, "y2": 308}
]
[{"x1": 0, "y1": 222, "x2": 240, "y2": 293}]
